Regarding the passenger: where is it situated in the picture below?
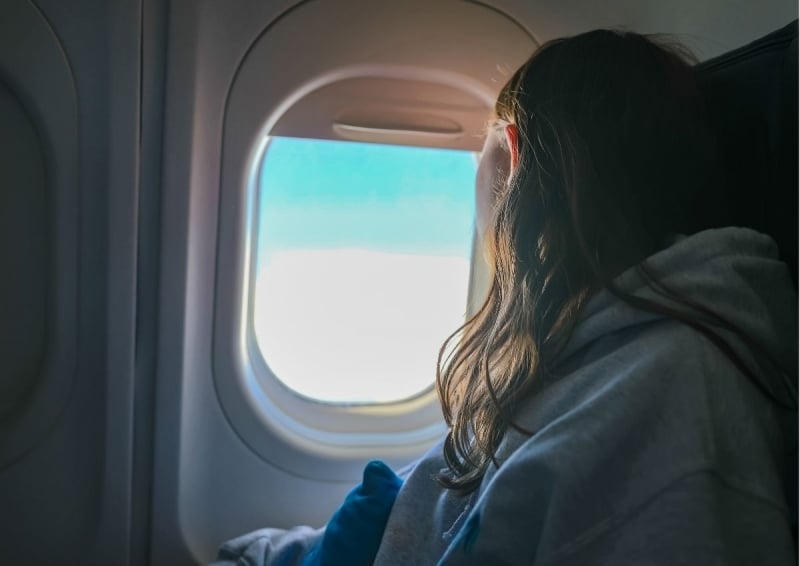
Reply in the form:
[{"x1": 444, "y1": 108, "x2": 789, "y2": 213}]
[{"x1": 215, "y1": 29, "x2": 798, "y2": 565}]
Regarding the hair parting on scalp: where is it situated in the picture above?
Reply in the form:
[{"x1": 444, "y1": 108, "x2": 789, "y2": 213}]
[{"x1": 434, "y1": 29, "x2": 791, "y2": 494}]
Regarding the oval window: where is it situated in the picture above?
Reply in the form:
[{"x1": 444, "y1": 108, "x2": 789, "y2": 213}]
[{"x1": 253, "y1": 137, "x2": 476, "y2": 404}]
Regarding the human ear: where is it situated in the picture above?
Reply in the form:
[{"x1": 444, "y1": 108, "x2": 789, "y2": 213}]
[{"x1": 504, "y1": 123, "x2": 520, "y2": 175}]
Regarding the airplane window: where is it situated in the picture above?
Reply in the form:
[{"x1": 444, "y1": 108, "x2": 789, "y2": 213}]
[{"x1": 253, "y1": 137, "x2": 476, "y2": 404}]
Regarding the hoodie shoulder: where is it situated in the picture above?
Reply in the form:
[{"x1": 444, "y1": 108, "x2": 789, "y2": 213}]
[{"x1": 471, "y1": 315, "x2": 792, "y2": 564}]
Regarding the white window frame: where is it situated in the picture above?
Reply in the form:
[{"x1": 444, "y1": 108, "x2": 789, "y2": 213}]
[
  {"x1": 210, "y1": 2, "x2": 509, "y2": 480},
  {"x1": 214, "y1": 131, "x2": 481, "y2": 479}
]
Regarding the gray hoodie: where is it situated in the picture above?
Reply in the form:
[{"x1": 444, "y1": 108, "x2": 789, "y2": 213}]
[{"x1": 216, "y1": 227, "x2": 798, "y2": 565}]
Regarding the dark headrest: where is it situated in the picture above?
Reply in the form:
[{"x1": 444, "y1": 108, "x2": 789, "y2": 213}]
[{"x1": 695, "y1": 20, "x2": 798, "y2": 286}]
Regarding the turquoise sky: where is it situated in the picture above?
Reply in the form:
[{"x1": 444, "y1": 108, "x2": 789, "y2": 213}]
[{"x1": 256, "y1": 137, "x2": 477, "y2": 260}]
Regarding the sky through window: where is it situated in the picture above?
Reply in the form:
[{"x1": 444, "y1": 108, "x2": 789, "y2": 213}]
[{"x1": 253, "y1": 137, "x2": 476, "y2": 403}]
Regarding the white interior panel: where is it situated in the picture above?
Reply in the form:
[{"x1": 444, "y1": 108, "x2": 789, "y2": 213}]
[
  {"x1": 153, "y1": 0, "x2": 533, "y2": 562},
  {"x1": 214, "y1": 0, "x2": 533, "y2": 477}
]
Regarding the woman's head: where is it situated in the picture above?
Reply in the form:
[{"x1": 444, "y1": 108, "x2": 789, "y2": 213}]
[
  {"x1": 478, "y1": 29, "x2": 725, "y2": 273},
  {"x1": 438, "y1": 30, "x2": 728, "y2": 493}
]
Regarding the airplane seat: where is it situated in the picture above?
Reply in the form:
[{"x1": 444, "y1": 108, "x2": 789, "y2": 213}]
[
  {"x1": 695, "y1": 20, "x2": 798, "y2": 550},
  {"x1": 695, "y1": 20, "x2": 799, "y2": 287}
]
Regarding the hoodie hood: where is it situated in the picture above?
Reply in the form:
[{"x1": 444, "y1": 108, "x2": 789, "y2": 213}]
[{"x1": 557, "y1": 227, "x2": 798, "y2": 402}]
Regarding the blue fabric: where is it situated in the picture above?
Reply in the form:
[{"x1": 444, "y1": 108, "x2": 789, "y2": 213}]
[{"x1": 302, "y1": 460, "x2": 403, "y2": 566}]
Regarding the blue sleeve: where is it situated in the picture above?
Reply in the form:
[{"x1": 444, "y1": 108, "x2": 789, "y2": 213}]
[
  {"x1": 303, "y1": 460, "x2": 403, "y2": 566},
  {"x1": 212, "y1": 460, "x2": 402, "y2": 566}
]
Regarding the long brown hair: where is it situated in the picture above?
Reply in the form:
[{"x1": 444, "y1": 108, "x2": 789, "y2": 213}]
[{"x1": 435, "y1": 30, "x2": 795, "y2": 494}]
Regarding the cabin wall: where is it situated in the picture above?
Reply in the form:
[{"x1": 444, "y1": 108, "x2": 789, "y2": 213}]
[{"x1": 0, "y1": 0, "x2": 141, "y2": 564}]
